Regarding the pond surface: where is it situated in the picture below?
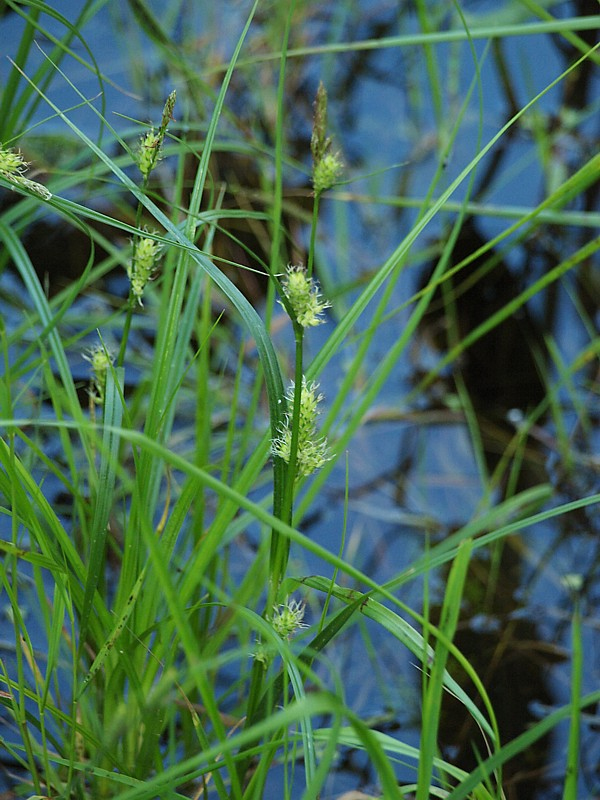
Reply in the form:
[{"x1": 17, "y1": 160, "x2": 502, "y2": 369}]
[{"x1": 1, "y1": 1, "x2": 599, "y2": 798}]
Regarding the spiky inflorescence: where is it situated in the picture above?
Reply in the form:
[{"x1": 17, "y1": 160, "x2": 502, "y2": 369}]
[
  {"x1": 0, "y1": 145, "x2": 28, "y2": 175},
  {"x1": 280, "y1": 264, "x2": 330, "y2": 328},
  {"x1": 269, "y1": 597, "x2": 307, "y2": 640},
  {"x1": 271, "y1": 377, "x2": 331, "y2": 477},
  {"x1": 311, "y1": 81, "x2": 331, "y2": 165},
  {"x1": 310, "y1": 81, "x2": 343, "y2": 195},
  {"x1": 137, "y1": 89, "x2": 176, "y2": 179},
  {"x1": 84, "y1": 344, "x2": 114, "y2": 405},
  {"x1": 312, "y1": 150, "x2": 343, "y2": 195},
  {"x1": 127, "y1": 235, "x2": 162, "y2": 305},
  {"x1": 138, "y1": 130, "x2": 161, "y2": 180},
  {"x1": 0, "y1": 143, "x2": 52, "y2": 200}
]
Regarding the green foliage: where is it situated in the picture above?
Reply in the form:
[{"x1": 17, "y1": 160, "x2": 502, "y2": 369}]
[{"x1": 0, "y1": 1, "x2": 598, "y2": 799}]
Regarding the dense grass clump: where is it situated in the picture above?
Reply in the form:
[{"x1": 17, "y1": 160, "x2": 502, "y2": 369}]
[{"x1": 0, "y1": 2, "x2": 599, "y2": 799}]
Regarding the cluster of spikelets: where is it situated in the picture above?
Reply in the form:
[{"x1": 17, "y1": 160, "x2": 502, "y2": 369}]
[
  {"x1": 124, "y1": 90, "x2": 176, "y2": 305},
  {"x1": 270, "y1": 597, "x2": 307, "y2": 639},
  {"x1": 311, "y1": 81, "x2": 343, "y2": 195},
  {"x1": 83, "y1": 344, "x2": 114, "y2": 406},
  {"x1": 271, "y1": 376, "x2": 331, "y2": 478},
  {"x1": 127, "y1": 235, "x2": 162, "y2": 305},
  {"x1": 253, "y1": 597, "x2": 308, "y2": 665},
  {"x1": 279, "y1": 264, "x2": 330, "y2": 328},
  {"x1": 78, "y1": 90, "x2": 337, "y2": 659},
  {"x1": 0, "y1": 143, "x2": 51, "y2": 200},
  {"x1": 83, "y1": 96, "x2": 176, "y2": 395},
  {"x1": 264, "y1": 85, "x2": 340, "y2": 655},
  {"x1": 272, "y1": 262, "x2": 333, "y2": 477},
  {"x1": 270, "y1": 81, "x2": 342, "y2": 478},
  {"x1": 138, "y1": 89, "x2": 176, "y2": 181}
]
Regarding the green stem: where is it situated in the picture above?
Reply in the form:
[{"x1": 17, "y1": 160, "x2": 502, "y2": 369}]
[
  {"x1": 307, "y1": 192, "x2": 321, "y2": 277},
  {"x1": 563, "y1": 594, "x2": 582, "y2": 800},
  {"x1": 269, "y1": 182, "x2": 322, "y2": 594},
  {"x1": 283, "y1": 330, "x2": 305, "y2": 523},
  {"x1": 268, "y1": 325, "x2": 303, "y2": 607},
  {"x1": 117, "y1": 297, "x2": 134, "y2": 368},
  {"x1": 118, "y1": 176, "x2": 148, "y2": 367},
  {"x1": 266, "y1": 0, "x2": 297, "y2": 607}
]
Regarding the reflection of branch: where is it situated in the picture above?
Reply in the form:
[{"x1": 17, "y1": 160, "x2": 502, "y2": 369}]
[{"x1": 554, "y1": 0, "x2": 599, "y2": 110}]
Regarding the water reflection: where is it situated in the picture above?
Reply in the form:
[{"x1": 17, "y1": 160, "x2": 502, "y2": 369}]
[
  {"x1": 434, "y1": 550, "x2": 561, "y2": 798},
  {"x1": 417, "y1": 217, "x2": 549, "y2": 485}
]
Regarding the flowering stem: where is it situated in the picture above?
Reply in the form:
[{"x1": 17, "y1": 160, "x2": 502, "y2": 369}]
[
  {"x1": 284, "y1": 331, "x2": 305, "y2": 514},
  {"x1": 267, "y1": 82, "x2": 338, "y2": 604},
  {"x1": 268, "y1": 262, "x2": 331, "y2": 602},
  {"x1": 117, "y1": 187, "x2": 146, "y2": 368},
  {"x1": 118, "y1": 92, "x2": 175, "y2": 365},
  {"x1": 269, "y1": 325, "x2": 303, "y2": 605}
]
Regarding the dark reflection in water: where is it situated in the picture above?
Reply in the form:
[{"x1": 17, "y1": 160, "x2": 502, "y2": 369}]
[
  {"x1": 417, "y1": 218, "x2": 550, "y2": 484},
  {"x1": 410, "y1": 13, "x2": 600, "y2": 771},
  {"x1": 433, "y1": 549, "x2": 562, "y2": 799},
  {"x1": 408, "y1": 26, "x2": 600, "y2": 792},
  {"x1": 411, "y1": 204, "x2": 599, "y2": 798},
  {"x1": 419, "y1": 219, "x2": 547, "y2": 408},
  {"x1": 414, "y1": 219, "x2": 553, "y2": 797}
]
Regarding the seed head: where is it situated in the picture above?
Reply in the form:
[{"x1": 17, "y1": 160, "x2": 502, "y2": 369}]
[
  {"x1": 310, "y1": 82, "x2": 343, "y2": 195},
  {"x1": 127, "y1": 235, "x2": 162, "y2": 305},
  {"x1": 280, "y1": 264, "x2": 330, "y2": 328},
  {"x1": 0, "y1": 143, "x2": 51, "y2": 200},
  {"x1": 270, "y1": 597, "x2": 307, "y2": 640},
  {"x1": 271, "y1": 377, "x2": 331, "y2": 477},
  {"x1": 138, "y1": 130, "x2": 161, "y2": 179},
  {"x1": 0, "y1": 145, "x2": 28, "y2": 175},
  {"x1": 312, "y1": 150, "x2": 343, "y2": 195},
  {"x1": 251, "y1": 640, "x2": 271, "y2": 668},
  {"x1": 311, "y1": 81, "x2": 331, "y2": 165},
  {"x1": 84, "y1": 344, "x2": 114, "y2": 405},
  {"x1": 137, "y1": 90, "x2": 176, "y2": 179}
]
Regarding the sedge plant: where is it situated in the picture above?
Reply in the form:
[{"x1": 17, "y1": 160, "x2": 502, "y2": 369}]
[{"x1": 0, "y1": 2, "x2": 599, "y2": 800}]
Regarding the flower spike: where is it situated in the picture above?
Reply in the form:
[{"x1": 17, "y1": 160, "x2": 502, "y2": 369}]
[
  {"x1": 280, "y1": 264, "x2": 330, "y2": 328},
  {"x1": 0, "y1": 143, "x2": 51, "y2": 200},
  {"x1": 271, "y1": 377, "x2": 331, "y2": 477},
  {"x1": 127, "y1": 234, "x2": 162, "y2": 305}
]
